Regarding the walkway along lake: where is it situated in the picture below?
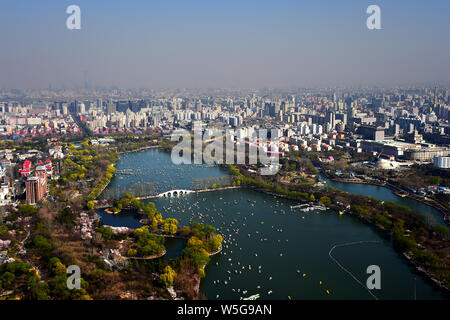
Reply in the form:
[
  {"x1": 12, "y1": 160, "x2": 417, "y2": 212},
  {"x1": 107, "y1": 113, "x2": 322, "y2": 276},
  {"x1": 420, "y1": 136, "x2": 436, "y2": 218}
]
[{"x1": 98, "y1": 148, "x2": 446, "y2": 300}]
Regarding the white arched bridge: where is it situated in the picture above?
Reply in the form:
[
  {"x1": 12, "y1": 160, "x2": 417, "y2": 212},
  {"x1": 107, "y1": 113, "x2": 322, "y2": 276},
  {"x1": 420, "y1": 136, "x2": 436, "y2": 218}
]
[
  {"x1": 157, "y1": 189, "x2": 194, "y2": 198},
  {"x1": 96, "y1": 186, "x2": 244, "y2": 206},
  {"x1": 134, "y1": 186, "x2": 240, "y2": 200}
]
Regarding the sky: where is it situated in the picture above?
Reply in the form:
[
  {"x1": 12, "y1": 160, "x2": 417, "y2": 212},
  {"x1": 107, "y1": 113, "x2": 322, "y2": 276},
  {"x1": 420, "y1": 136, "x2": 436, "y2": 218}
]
[{"x1": 0, "y1": 0, "x2": 449, "y2": 89}]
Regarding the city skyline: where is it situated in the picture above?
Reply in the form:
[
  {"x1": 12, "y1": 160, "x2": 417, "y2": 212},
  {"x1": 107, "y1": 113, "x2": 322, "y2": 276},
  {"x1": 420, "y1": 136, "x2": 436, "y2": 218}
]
[{"x1": 1, "y1": 0, "x2": 450, "y2": 89}]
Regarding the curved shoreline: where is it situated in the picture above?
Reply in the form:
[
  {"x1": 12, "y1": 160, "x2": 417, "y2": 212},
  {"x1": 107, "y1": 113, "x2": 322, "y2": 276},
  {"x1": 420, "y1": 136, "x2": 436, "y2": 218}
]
[
  {"x1": 125, "y1": 249, "x2": 167, "y2": 260},
  {"x1": 325, "y1": 174, "x2": 449, "y2": 225}
]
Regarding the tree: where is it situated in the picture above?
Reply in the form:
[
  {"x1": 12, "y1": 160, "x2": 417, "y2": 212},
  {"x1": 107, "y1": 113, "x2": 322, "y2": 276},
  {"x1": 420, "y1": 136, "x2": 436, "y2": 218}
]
[
  {"x1": 207, "y1": 234, "x2": 223, "y2": 252},
  {"x1": 134, "y1": 227, "x2": 165, "y2": 256},
  {"x1": 151, "y1": 214, "x2": 162, "y2": 232},
  {"x1": 162, "y1": 218, "x2": 178, "y2": 235},
  {"x1": 180, "y1": 226, "x2": 191, "y2": 237},
  {"x1": 183, "y1": 236, "x2": 210, "y2": 269},
  {"x1": 56, "y1": 207, "x2": 76, "y2": 226},
  {"x1": 127, "y1": 248, "x2": 137, "y2": 257},
  {"x1": 49, "y1": 257, "x2": 66, "y2": 276},
  {"x1": 134, "y1": 225, "x2": 150, "y2": 236},
  {"x1": 160, "y1": 266, "x2": 177, "y2": 288},
  {"x1": 87, "y1": 201, "x2": 95, "y2": 211},
  {"x1": 319, "y1": 196, "x2": 332, "y2": 206},
  {"x1": 97, "y1": 227, "x2": 114, "y2": 242},
  {"x1": 183, "y1": 246, "x2": 210, "y2": 269},
  {"x1": 30, "y1": 282, "x2": 51, "y2": 300},
  {"x1": 18, "y1": 204, "x2": 38, "y2": 216},
  {"x1": 48, "y1": 274, "x2": 72, "y2": 299},
  {"x1": 5, "y1": 260, "x2": 32, "y2": 274},
  {"x1": 1, "y1": 272, "x2": 15, "y2": 290},
  {"x1": 352, "y1": 205, "x2": 370, "y2": 216},
  {"x1": 141, "y1": 242, "x2": 163, "y2": 256},
  {"x1": 187, "y1": 236, "x2": 203, "y2": 247},
  {"x1": 374, "y1": 214, "x2": 393, "y2": 229},
  {"x1": 204, "y1": 225, "x2": 216, "y2": 238},
  {"x1": 33, "y1": 235, "x2": 52, "y2": 255},
  {"x1": 143, "y1": 202, "x2": 158, "y2": 219}
]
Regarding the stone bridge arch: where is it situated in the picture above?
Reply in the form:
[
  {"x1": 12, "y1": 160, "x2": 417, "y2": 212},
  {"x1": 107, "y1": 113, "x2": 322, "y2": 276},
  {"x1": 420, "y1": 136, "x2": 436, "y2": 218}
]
[{"x1": 159, "y1": 189, "x2": 193, "y2": 198}]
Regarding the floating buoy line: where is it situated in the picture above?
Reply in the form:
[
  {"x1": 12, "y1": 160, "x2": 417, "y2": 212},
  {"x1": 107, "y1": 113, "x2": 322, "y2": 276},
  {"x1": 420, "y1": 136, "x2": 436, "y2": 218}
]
[{"x1": 328, "y1": 241, "x2": 382, "y2": 300}]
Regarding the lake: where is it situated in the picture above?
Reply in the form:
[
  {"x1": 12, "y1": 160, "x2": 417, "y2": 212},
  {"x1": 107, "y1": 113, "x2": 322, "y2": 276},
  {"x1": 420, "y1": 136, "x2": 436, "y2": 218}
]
[{"x1": 98, "y1": 148, "x2": 446, "y2": 300}]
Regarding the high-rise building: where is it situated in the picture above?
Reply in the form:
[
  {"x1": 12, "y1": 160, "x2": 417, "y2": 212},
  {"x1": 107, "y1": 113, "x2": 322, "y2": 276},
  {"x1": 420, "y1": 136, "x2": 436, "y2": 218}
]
[
  {"x1": 61, "y1": 104, "x2": 68, "y2": 115},
  {"x1": 116, "y1": 100, "x2": 130, "y2": 113},
  {"x1": 433, "y1": 87, "x2": 438, "y2": 107},
  {"x1": 76, "y1": 102, "x2": 86, "y2": 114},
  {"x1": 326, "y1": 111, "x2": 335, "y2": 130},
  {"x1": 25, "y1": 177, "x2": 39, "y2": 205},
  {"x1": 434, "y1": 156, "x2": 450, "y2": 169},
  {"x1": 267, "y1": 103, "x2": 280, "y2": 117},
  {"x1": 357, "y1": 125, "x2": 385, "y2": 141},
  {"x1": 107, "y1": 103, "x2": 116, "y2": 115},
  {"x1": 25, "y1": 166, "x2": 47, "y2": 205}
]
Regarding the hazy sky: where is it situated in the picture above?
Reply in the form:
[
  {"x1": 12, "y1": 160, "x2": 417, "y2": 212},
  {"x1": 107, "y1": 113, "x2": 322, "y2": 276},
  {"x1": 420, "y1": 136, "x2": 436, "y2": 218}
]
[{"x1": 1, "y1": 0, "x2": 449, "y2": 89}]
